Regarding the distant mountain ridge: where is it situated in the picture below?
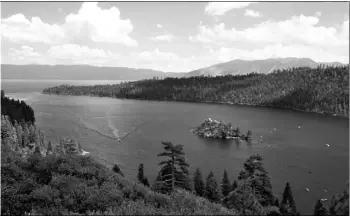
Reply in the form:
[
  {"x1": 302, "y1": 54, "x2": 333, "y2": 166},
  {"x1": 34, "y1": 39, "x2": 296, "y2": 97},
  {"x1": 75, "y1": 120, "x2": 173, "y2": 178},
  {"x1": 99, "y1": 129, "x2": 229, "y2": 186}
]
[
  {"x1": 1, "y1": 58, "x2": 347, "y2": 80},
  {"x1": 1, "y1": 64, "x2": 186, "y2": 80},
  {"x1": 185, "y1": 57, "x2": 347, "y2": 77}
]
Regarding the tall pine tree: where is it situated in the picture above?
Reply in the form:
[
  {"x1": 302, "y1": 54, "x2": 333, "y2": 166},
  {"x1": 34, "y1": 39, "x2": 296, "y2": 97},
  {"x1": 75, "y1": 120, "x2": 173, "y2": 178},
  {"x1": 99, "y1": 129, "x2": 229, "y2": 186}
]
[
  {"x1": 238, "y1": 154, "x2": 274, "y2": 206},
  {"x1": 221, "y1": 169, "x2": 231, "y2": 197},
  {"x1": 280, "y1": 182, "x2": 299, "y2": 216},
  {"x1": 281, "y1": 182, "x2": 296, "y2": 210},
  {"x1": 193, "y1": 168, "x2": 205, "y2": 196},
  {"x1": 157, "y1": 142, "x2": 190, "y2": 192},
  {"x1": 204, "y1": 171, "x2": 220, "y2": 203},
  {"x1": 231, "y1": 180, "x2": 238, "y2": 191},
  {"x1": 137, "y1": 163, "x2": 150, "y2": 187}
]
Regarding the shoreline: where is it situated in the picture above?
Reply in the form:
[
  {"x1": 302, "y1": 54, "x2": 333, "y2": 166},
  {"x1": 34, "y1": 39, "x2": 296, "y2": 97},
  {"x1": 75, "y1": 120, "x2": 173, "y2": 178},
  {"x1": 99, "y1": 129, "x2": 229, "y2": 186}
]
[{"x1": 42, "y1": 92, "x2": 349, "y2": 119}]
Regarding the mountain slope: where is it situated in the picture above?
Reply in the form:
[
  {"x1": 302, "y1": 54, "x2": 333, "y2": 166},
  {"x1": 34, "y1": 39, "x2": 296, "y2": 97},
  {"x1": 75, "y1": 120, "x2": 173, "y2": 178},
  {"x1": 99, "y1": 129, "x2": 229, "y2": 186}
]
[
  {"x1": 1, "y1": 64, "x2": 186, "y2": 80},
  {"x1": 186, "y1": 57, "x2": 345, "y2": 77}
]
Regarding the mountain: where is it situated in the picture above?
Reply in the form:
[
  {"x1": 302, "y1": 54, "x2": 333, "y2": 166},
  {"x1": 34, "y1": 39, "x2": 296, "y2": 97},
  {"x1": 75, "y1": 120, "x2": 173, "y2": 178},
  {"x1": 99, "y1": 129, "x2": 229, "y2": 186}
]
[
  {"x1": 1, "y1": 64, "x2": 186, "y2": 80},
  {"x1": 185, "y1": 57, "x2": 346, "y2": 77}
]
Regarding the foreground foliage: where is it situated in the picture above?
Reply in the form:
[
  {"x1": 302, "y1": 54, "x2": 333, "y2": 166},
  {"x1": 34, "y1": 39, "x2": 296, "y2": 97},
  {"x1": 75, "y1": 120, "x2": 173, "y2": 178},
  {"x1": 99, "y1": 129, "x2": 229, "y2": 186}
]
[{"x1": 1, "y1": 145, "x2": 238, "y2": 216}]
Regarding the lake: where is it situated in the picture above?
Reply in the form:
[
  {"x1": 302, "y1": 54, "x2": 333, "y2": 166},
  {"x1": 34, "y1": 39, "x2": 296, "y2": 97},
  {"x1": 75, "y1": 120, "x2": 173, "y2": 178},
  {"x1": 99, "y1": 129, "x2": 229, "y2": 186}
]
[{"x1": 2, "y1": 79, "x2": 349, "y2": 214}]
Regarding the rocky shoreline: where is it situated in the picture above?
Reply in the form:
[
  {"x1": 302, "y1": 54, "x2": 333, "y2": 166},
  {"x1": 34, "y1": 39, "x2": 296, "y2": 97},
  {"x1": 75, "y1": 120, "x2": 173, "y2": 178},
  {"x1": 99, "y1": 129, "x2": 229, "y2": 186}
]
[{"x1": 192, "y1": 118, "x2": 252, "y2": 140}]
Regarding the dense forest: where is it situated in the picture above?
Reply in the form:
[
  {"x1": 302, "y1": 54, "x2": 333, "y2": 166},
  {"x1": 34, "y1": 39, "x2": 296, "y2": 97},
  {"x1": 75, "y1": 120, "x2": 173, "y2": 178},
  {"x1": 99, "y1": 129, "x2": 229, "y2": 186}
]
[
  {"x1": 1, "y1": 90, "x2": 35, "y2": 123},
  {"x1": 1, "y1": 94, "x2": 349, "y2": 215},
  {"x1": 43, "y1": 65, "x2": 349, "y2": 117}
]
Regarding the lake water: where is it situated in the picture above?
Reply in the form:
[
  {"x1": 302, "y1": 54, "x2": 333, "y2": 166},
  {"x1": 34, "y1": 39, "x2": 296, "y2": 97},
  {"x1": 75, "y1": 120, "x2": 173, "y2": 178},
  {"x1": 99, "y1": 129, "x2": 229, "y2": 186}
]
[{"x1": 2, "y1": 79, "x2": 349, "y2": 214}]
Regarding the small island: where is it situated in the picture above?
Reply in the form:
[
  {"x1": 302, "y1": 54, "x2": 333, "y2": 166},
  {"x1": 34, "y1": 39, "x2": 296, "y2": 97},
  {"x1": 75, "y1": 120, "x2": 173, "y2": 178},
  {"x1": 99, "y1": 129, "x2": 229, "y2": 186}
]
[{"x1": 192, "y1": 118, "x2": 252, "y2": 140}]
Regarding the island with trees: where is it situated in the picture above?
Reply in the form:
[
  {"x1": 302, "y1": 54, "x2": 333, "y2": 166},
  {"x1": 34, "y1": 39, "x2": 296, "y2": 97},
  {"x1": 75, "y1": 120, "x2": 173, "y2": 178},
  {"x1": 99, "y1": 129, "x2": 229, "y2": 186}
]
[{"x1": 192, "y1": 117, "x2": 252, "y2": 140}]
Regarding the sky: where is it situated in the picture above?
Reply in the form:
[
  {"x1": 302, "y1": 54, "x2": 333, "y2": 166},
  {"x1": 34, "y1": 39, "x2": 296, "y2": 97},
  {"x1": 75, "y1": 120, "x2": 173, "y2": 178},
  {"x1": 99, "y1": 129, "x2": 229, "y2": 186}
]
[{"x1": 1, "y1": 1, "x2": 349, "y2": 72}]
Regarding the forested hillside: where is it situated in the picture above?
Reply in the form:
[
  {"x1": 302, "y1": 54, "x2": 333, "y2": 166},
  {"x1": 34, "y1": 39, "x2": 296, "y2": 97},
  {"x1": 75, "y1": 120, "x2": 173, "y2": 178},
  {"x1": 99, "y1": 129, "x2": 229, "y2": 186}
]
[
  {"x1": 1, "y1": 90, "x2": 35, "y2": 123},
  {"x1": 43, "y1": 65, "x2": 349, "y2": 117}
]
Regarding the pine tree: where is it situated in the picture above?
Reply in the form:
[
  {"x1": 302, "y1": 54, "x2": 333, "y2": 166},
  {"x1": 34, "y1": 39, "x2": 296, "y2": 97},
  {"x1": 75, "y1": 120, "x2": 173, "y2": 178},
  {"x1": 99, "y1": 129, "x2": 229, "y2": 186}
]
[
  {"x1": 282, "y1": 182, "x2": 296, "y2": 211},
  {"x1": 112, "y1": 164, "x2": 124, "y2": 177},
  {"x1": 221, "y1": 169, "x2": 231, "y2": 197},
  {"x1": 204, "y1": 171, "x2": 220, "y2": 202},
  {"x1": 46, "y1": 141, "x2": 53, "y2": 155},
  {"x1": 28, "y1": 124, "x2": 36, "y2": 144},
  {"x1": 137, "y1": 163, "x2": 149, "y2": 187},
  {"x1": 157, "y1": 141, "x2": 190, "y2": 192},
  {"x1": 238, "y1": 154, "x2": 274, "y2": 206},
  {"x1": 313, "y1": 200, "x2": 328, "y2": 216},
  {"x1": 138, "y1": 163, "x2": 145, "y2": 183},
  {"x1": 193, "y1": 168, "x2": 205, "y2": 196},
  {"x1": 22, "y1": 124, "x2": 30, "y2": 147},
  {"x1": 231, "y1": 180, "x2": 238, "y2": 191},
  {"x1": 34, "y1": 145, "x2": 41, "y2": 156},
  {"x1": 143, "y1": 177, "x2": 150, "y2": 187},
  {"x1": 274, "y1": 198, "x2": 280, "y2": 207}
]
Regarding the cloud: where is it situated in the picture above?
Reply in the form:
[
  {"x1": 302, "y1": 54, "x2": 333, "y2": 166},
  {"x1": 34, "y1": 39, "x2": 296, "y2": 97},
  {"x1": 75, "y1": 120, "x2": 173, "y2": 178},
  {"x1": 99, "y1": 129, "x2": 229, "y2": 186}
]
[
  {"x1": 151, "y1": 34, "x2": 176, "y2": 41},
  {"x1": 1, "y1": 2, "x2": 137, "y2": 47},
  {"x1": 157, "y1": 24, "x2": 163, "y2": 28},
  {"x1": 63, "y1": 2, "x2": 137, "y2": 46},
  {"x1": 9, "y1": 46, "x2": 40, "y2": 58},
  {"x1": 205, "y1": 2, "x2": 255, "y2": 16},
  {"x1": 190, "y1": 15, "x2": 349, "y2": 48},
  {"x1": 47, "y1": 44, "x2": 120, "y2": 65},
  {"x1": 7, "y1": 46, "x2": 50, "y2": 64},
  {"x1": 244, "y1": 9, "x2": 261, "y2": 18},
  {"x1": 1, "y1": 14, "x2": 65, "y2": 44}
]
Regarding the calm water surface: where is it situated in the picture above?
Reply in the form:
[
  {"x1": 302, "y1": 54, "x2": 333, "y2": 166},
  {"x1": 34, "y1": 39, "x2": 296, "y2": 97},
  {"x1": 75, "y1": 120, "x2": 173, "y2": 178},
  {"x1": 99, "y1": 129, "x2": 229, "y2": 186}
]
[{"x1": 2, "y1": 79, "x2": 349, "y2": 214}]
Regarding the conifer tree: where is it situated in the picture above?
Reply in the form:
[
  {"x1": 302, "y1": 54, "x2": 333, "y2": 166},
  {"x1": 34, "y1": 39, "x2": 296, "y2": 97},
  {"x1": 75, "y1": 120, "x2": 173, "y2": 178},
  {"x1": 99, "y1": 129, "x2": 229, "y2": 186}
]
[
  {"x1": 204, "y1": 171, "x2": 220, "y2": 202},
  {"x1": 138, "y1": 163, "x2": 145, "y2": 183},
  {"x1": 193, "y1": 168, "x2": 205, "y2": 196},
  {"x1": 238, "y1": 154, "x2": 274, "y2": 206},
  {"x1": 282, "y1": 182, "x2": 296, "y2": 211},
  {"x1": 274, "y1": 198, "x2": 280, "y2": 207},
  {"x1": 22, "y1": 124, "x2": 30, "y2": 147},
  {"x1": 28, "y1": 124, "x2": 36, "y2": 144},
  {"x1": 34, "y1": 145, "x2": 41, "y2": 156},
  {"x1": 313, "y1": 200, "x2": 328, "y2": 216},
  {"x1": 157, "y1": 141, "x2": 189, "y2": 192},
  {"x1": 231, "y1": 180, "x2": 238, "y2": 191},
  {"x1": 221, "y1": 169, "x2": 231, "y2": 197},
  {"x1": 46, "y1": 141, "x2": 53, "y2": 155},
  {"x1": 137, "y1": 163, "x2": 150, "y2": 187},
  {"x1": 112, "y1": 164, "x2": 124, "y2": 177}
]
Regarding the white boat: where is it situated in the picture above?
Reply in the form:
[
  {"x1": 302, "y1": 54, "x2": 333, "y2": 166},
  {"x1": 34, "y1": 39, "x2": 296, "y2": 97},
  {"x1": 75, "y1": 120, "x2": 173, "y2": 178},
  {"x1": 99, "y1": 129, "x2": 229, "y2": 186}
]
[{"x1": 305, "y1": 188, "x2": 310, "y2": 192}]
